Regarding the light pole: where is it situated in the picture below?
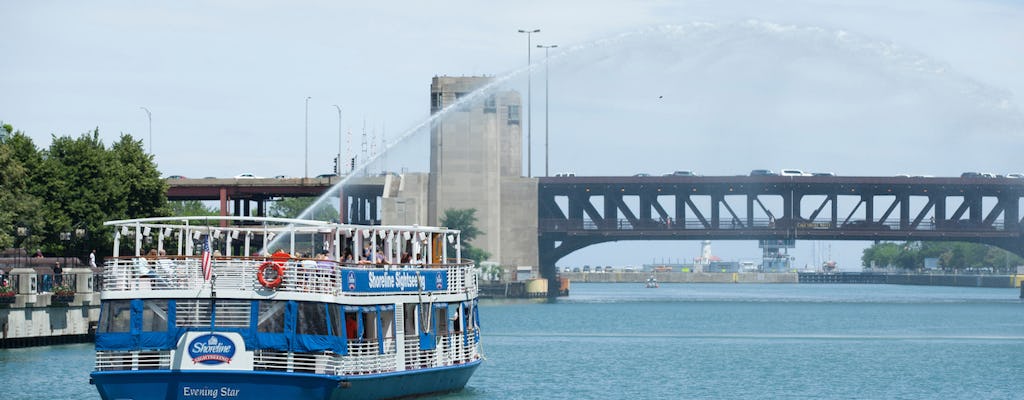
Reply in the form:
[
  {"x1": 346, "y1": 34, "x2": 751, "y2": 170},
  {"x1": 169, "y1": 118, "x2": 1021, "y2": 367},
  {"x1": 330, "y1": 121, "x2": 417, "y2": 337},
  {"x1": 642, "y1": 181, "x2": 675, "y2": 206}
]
[
  {"x1": 140, "y1": 107, "x2": 152, "y2": 154},
  {"x1": 537, "y1": 44, "x2": 557, "y2": 177},
  {"x1": 304, "y1": 96, "x2": 311, "y2": 178},
  {"x1": 518, "y1": 28, "x2": 540, "y2": 177},
  {"x1": 333, "y1": 105, "x2": 342, "y2": 175}
]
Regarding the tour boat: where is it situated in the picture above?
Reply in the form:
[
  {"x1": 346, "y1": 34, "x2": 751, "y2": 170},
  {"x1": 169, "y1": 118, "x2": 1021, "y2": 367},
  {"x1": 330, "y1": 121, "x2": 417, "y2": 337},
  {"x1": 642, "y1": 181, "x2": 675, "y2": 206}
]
[{"x1": 90, "y1": 216, "x2": 482, "y2": 400}]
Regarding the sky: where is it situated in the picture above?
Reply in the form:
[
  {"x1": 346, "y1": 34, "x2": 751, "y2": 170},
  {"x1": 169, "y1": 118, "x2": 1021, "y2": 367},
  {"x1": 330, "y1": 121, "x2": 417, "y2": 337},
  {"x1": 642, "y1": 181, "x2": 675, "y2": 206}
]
[{"x1": 3, "y1": 0, "x2": 1023, "y2": 270}]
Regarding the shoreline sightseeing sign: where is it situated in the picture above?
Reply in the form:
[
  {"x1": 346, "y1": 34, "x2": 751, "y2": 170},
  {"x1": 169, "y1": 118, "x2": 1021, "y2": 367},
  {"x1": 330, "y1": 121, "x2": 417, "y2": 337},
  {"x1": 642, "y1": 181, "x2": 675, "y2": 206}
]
[{"x1": 343, "y1": 268, "x2": 448, "y2": 293}]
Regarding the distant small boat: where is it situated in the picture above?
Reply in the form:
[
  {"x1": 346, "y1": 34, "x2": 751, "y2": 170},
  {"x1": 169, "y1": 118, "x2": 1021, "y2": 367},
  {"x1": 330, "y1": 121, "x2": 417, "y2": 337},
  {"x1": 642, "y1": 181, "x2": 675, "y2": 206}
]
[{"x1": 645, "y1": 275, "x2": 659, "y2": 288}]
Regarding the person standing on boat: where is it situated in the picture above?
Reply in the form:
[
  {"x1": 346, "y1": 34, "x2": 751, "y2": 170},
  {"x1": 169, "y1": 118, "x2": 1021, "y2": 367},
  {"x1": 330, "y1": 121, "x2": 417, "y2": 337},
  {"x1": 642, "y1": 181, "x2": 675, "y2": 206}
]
[
  {"x1": 53, "y1": 261, "x2": 63, "y2": 286},
  {"x1": 89, "y1": 249, "x2": 97, "y2": 268}
]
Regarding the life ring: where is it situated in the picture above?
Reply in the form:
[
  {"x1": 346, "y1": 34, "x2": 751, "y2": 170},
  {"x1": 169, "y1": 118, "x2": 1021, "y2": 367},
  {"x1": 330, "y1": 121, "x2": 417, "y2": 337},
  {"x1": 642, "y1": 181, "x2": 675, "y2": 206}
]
[{"x1": 257, "y1": 261, "x2": 285, "y2": 289}]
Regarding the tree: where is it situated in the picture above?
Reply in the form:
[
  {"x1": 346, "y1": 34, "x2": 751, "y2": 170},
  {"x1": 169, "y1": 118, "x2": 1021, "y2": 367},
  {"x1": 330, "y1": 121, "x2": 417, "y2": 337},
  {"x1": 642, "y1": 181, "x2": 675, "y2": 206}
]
[
  {"x1": 269, "y1": 197, "x2": 339, "y2": 221},
  {"x1": 169, "y1": 200, "x2": 219, "y2": 217},
  {"x1": 0, "y1": 126, "x2": 45, "y2": 251},
  {"x1": 861, "y1": 240, "x2": 1023, "y2": 272},
  {"x1": 110, "y1": 134, "x2": 169, "y2": 220},
  {"x1": 440, "y1": 208, "x2": 490, "y2": 262}
]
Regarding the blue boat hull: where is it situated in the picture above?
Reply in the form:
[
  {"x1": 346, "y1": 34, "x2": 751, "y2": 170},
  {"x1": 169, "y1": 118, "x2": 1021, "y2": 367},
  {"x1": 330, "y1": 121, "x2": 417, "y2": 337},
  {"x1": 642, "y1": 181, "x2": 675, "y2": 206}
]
[{"x1": 91, "y1": 360, "x2": 481, "y2": 400}]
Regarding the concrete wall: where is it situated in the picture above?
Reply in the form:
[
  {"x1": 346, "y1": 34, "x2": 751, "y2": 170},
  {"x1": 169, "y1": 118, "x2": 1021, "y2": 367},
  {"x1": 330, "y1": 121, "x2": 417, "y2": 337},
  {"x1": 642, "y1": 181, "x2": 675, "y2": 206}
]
[
  {"x1": 499, "y1": 177, "x2": 538, "y2": 268},
  {"x1": 885, "y1": 273, "x2": 1018, "y2": 288},
  {"x1": 563, "y1": 272, "x2": 798, "y2": 283},
  {"x1": 381, "y1": 172, "x2": 429, "y2": 226},
  {"x1": 426, "y1": 76, "x2": 534, "y2": 267},
  {"x1": 1, "y1": 267, "x2": 100, "y2": 346}
]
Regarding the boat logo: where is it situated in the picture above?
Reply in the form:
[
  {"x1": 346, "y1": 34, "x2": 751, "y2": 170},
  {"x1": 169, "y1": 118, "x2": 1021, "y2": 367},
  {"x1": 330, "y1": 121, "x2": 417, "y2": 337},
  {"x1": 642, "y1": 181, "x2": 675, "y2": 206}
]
[
  {"x1": 347, "y1": 271, "x2": 356, "y2": 291},
  {"x1": 435, "y1": 272, "x2": 442, "y2": 290},
  {"x1": 188, "y1": 334, "x2": 236, "y2": 365}
]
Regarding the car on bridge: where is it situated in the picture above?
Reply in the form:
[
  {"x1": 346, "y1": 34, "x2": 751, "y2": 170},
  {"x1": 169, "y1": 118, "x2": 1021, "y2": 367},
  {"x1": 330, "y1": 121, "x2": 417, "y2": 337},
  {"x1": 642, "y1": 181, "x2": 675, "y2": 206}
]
[
  {"x1": 780, "y1": 169, "x2": 810, "y2": 176},
  {"x1": 749, "y1": 169, "x2": 777, "y2": 176},
  {"x1": 165, "y1": 175, "x2": 187, "y2": 180},
  {"x1": 234, "y1": 173, "x2": 262, "y2": 179}
]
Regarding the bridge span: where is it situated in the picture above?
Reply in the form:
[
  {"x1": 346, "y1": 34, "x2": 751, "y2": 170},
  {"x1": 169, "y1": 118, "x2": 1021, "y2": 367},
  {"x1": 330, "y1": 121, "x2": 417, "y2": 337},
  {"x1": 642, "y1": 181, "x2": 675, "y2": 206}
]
[
  {"x1": 537, "y1": 175, "x2": 1024, "y2": 293},
  {"x1": 165, "y1": 176, "x2": 385, "y2": 225},
  {"x1": 165, "y1": 174, "x2": 1024, "y2": 296}
]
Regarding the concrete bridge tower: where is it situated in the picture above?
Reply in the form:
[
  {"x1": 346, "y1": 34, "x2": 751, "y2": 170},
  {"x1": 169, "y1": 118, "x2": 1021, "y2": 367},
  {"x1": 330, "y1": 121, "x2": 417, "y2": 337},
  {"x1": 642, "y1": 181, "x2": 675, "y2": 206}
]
[{"x1": 416, "y1": 76, "x2": 537, "y2": 268}]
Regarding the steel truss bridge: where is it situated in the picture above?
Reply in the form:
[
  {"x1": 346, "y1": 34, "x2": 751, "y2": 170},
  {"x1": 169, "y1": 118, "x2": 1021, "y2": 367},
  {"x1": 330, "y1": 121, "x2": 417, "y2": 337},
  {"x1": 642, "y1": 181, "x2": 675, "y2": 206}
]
[{"x1": 538, "y1": 175, "x2": 1024, "y2": 287}]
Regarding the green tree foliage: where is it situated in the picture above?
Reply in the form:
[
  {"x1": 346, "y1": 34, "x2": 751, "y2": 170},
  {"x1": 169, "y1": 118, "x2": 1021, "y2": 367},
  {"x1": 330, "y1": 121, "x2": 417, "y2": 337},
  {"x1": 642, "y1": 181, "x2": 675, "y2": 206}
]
[
  {"x1": 0, "y1": 126, "x2": 45, "y2": 250},
  {"x1": 0, "y1": 125, "x2": 167, "y2": 260},
  {"x1": 169, "y1": 200, "x2": 219, "y2": 217},
  {"x1": 268, "y1": 197, "x2": 338, "y2": 221},
  {"x1": 861, "y1": 241, "x2": 1023, "y2": 273},
  {"x1": 440, "y1": 208, "x2": 490, "y2": 263}
]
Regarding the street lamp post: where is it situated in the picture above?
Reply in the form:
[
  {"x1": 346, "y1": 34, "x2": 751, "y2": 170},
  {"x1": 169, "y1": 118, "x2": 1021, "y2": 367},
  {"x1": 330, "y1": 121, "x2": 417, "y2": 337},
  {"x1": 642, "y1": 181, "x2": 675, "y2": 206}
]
[
  {"x1": 305, "y1": 96, "x2": 311, "y2": 178},
  {"x1": 140, "y1": 107, "x2": 152, "y2": 154},
  {"x1": 518, "y1": 28, "x2": 540, "y2": 177},
  {"x1": 537, "y1": 44, "x2": 557, "y2": 177},
  {"x1": 333, "y1": 105, "x2": 342, "y2": 175}
]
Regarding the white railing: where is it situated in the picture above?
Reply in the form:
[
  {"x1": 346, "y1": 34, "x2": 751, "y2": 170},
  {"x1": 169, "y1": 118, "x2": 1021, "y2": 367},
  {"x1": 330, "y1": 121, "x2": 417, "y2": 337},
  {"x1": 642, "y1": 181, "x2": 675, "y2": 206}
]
[
  {"x1": 337, "y1": 339, "x2": 397, "y2": 375},
  {"x1": 101, "y1": 258, "x2": 478, "y2": 297},
  {"x1": 253, "y1": 350, "x2": 341, "y2": 375},
  {"x1": 402, "y1": 330, "x2": 480, "y2": 371},
  {"x1": 95, "y1": 350, "x2": 172, "y2": 371}
]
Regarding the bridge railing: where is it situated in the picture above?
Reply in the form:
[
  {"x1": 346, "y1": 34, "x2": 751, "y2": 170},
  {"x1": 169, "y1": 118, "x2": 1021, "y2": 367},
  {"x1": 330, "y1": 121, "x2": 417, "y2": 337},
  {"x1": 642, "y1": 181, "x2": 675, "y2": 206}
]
[{"x1": 540, "y1": 218, "x2": 1010, "y2": 232}]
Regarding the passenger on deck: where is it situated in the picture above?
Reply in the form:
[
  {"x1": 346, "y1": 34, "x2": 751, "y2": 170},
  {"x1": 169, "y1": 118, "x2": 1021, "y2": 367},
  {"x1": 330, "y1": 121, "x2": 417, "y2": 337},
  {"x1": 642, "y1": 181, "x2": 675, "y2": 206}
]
[{"x1": 346, "y1": 313, "x2": 359, "y2": 340}]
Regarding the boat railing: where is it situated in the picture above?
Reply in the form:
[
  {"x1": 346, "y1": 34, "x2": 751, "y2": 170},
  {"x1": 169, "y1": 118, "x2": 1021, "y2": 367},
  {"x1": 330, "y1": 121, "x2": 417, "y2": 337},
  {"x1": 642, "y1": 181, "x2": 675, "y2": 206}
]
[
  {"x1": 95, "y1": 350, "x2": 172, "y2": 371},
  {"x1": 253, "y1": 350, "x2": 343, "y2": 375},
  {"x1": 402, "y1": 330, "x2": 480, "y2": 370},
  {"x1": 337, "y1": 338, "x2": 398, "y2": 375},
  {"x1": 100, "y1": 257, "x2": 477, "y2": 296}
]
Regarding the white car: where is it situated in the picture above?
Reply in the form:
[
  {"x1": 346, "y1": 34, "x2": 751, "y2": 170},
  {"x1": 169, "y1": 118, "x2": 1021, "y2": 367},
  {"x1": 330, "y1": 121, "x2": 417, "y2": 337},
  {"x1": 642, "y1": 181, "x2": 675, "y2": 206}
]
[
  {"x1": 779, "y1": 169, "x2": 810, "y2": 176},
  {"x1": 234, "y1": 173, "x2": 262, "y2": 179}
]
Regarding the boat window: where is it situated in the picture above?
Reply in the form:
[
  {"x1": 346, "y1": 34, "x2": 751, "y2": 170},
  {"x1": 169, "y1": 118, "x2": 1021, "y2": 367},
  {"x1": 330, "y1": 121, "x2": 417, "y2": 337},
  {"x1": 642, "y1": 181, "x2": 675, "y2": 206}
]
[
  {"x1": 345, "y1": 311, "x2": 359, "y2": 339},
  {"x1": 435, "y1": 304, "x2": 449, "y2": 336},
  {"x1": 328, "y1": 304, "x2": 343, "y2": 337},
  {"x1": 379, "y1": 309, "x2": 395, "y2": 340},
  {"x1": 296, "y1": 302, "x2": 328, "y2": 336},
  {"x1": 257, "y1": 301, "x2": 286, "y2": 333},
  {"x1": 214, "y1": 300, "x2": 251, "y2": 328},
  {"x1": 142, "y1": 300, "x2": 169, "y2": 332},
  {"x1": 403, "y1": 304, "x2": 417, "y2": 335},
  {"x1": 176, "y1": 299, "x2": 212, "y2": 327},
  {"x1": 362, "y1": 309, "x2": 378, "y2": 341},
  {"x1": 98, "y1": 300, "x2": 131, "y2": 333}
]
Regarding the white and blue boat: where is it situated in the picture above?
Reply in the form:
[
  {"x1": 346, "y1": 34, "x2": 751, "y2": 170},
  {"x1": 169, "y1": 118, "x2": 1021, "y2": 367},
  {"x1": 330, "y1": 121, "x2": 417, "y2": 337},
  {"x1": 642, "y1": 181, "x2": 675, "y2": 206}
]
[{"x1": 91, "y1": 216, "x2": 483, "y2": 400}]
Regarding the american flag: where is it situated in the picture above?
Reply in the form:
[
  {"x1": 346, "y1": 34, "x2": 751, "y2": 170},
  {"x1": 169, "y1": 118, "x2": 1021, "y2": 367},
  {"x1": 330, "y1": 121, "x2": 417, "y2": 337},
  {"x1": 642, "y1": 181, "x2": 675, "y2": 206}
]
[{"x1": 201, "y1": 235, "x2": 212, "y2": 281}]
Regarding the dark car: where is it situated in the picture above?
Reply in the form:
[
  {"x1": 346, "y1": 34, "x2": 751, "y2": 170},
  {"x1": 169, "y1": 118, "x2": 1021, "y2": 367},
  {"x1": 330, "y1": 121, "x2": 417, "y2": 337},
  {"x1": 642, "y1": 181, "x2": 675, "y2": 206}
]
[
  {"x1": 165, "y1": 175, "x2": 187, "y2": 179},
  {"x1": 316, "y1": 173, "x2": 338, "y2": 179},
  {"x1": 750, "y1": 169, "x2": 777, "y2": 176}
]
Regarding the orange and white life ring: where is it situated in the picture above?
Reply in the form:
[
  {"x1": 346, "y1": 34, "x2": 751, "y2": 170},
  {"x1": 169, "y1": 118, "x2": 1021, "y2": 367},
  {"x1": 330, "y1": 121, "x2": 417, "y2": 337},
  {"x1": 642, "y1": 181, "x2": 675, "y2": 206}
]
[{"x1": 257, "y1": 261, "x2": 285, "y2": 289}]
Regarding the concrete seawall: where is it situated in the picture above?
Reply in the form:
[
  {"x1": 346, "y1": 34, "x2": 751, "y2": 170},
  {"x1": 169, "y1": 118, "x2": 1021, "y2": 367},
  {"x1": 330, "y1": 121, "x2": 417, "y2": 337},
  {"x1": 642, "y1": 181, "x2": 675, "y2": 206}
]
[
  {"x1": 884, "y1": 273, "x2": 1020, "y2": 288},
  {"x1": 1, "y1": 267, "x2": 100, "y2": 348},
  {"x1": 561, "y1": 272, "x2": 798, "y2": 284}
]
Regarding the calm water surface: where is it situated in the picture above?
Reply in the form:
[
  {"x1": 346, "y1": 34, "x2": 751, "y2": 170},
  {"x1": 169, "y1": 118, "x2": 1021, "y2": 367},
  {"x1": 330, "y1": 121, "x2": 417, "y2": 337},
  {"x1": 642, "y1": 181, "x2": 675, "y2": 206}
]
[{"x1": 2, "y1": 283, "x2": 1021, "y2": 399}]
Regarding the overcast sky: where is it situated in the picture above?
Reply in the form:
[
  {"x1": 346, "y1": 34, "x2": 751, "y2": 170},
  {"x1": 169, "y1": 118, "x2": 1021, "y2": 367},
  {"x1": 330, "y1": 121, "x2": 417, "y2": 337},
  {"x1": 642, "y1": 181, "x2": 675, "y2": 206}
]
[{"x1": 3, "y1": 0, "x2": 1022, "y2": 269}]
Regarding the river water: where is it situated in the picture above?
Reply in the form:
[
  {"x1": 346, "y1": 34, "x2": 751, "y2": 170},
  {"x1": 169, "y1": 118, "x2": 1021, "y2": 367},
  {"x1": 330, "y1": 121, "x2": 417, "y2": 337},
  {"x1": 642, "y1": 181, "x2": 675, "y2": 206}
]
[{"x1": 2, "y1": 283, "x2": 1021, "y2": 399}]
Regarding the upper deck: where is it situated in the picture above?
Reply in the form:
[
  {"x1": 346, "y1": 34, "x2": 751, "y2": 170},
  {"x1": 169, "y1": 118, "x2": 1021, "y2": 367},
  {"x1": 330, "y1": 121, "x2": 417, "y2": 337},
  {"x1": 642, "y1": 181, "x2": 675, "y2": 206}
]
[{"x1": 101, "y1": 216, "x2": 478, "y2": 301}]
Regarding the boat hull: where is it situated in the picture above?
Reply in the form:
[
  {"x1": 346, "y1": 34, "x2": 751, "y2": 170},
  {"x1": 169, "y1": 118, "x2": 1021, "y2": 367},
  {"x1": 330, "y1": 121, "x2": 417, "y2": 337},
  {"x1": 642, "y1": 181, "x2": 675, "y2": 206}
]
[{"x1": 92, "y1": 361, "x2": 481, "y2": 400}]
